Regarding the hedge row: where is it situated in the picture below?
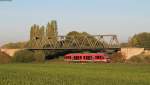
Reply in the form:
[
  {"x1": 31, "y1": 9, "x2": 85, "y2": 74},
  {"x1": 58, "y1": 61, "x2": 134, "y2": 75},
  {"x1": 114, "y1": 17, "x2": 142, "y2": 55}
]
[{"x1": 12, "y1": 50, "x2": 45, "y2": 63}]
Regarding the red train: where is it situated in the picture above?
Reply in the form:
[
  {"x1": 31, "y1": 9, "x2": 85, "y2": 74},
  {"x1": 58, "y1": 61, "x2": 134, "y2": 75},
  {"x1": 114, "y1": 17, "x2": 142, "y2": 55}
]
[{"x1": 64, "y1": 53, "x2": 111, "y2": 63}]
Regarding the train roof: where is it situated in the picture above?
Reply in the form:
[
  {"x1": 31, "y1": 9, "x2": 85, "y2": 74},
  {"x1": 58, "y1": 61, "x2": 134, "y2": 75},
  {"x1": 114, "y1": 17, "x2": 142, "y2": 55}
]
[{"x1": 65, "y1": 53, "x2": 107, "y2": 56}]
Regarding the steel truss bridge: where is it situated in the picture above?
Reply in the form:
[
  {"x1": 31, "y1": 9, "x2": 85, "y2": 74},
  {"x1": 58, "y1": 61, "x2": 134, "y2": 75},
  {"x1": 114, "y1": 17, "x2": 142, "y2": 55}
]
[{"x1": 27, "y1": 35, "x2": 120, "y2": 51}]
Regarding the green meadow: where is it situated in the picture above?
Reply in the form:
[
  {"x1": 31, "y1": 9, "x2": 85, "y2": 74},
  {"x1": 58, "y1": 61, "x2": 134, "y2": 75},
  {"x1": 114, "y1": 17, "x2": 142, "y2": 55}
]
[{"x1": 0, "y1": 63, "x2": 149, "y2": 85}]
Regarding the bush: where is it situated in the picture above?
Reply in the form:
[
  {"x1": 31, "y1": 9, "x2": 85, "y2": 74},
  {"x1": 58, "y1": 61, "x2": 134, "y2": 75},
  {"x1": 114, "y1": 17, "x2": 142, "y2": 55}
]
[
  {"x1": 127, "y1": 54, "x2": 150, "y2": 64},
  {"x1": 111, "y1": 52, "x2": 125, "y2": 63},
  {"x1": 0, "y1": 51, "x2": 11, "y2": 64},
  {"x1": 12, "y1": 50, "x2": 34, "y2": 63},
  {"x1": 34, "y1": 51, "x2": 45, "y2": 62}
]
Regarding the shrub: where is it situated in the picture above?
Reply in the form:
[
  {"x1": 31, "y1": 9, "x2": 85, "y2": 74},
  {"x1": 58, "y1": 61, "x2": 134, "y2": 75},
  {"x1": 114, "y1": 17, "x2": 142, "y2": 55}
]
[
  {"x1": 34, "y1": 51, "x2": 45, "y2": 62},
  {"x1": 111, "y1": 52, "x2": 125, "y2": 63},
  {"x1": 12, "y1": 50, "x2": 34, "y2": 63},
  {"x1": 0, "y1": 51, "x2": 11, "y2": 64}
]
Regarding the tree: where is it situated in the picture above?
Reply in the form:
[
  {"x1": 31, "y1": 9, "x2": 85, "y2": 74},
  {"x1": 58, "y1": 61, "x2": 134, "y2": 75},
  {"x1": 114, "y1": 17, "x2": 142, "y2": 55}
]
[
  {"x1": 120, "y1": 43, "x2": 128, "y2": 47},
  {"x1": 1, "y1": 42, "x2": 28, "y2": 49},
  {"x1": 65, "y1": 31, "x2": 104, "y2": 48},
  {"x1": 34, "y1": 51, "x2": 45, "y2": 62},
  {"x1": 129, "y1": 32, "x2": 150, "y2": 48}
]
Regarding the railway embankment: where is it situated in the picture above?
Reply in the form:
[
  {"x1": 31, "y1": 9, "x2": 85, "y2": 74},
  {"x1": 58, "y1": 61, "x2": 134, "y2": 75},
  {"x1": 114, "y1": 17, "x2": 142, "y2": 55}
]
[
  {"x1": 121, "y1": 48, "x2": 150, "y2": 59},
  {"x1": 0, "y1": 49, "x2": 21, "y2": 57}
]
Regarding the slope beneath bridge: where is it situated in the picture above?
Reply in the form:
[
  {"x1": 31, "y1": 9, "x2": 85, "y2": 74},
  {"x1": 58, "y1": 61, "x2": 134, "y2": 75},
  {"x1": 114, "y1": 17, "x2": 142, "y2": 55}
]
[
  {"x1": 121, "y1": 48, "x2": 144, "y2": 59},
  {"x1": 0, "y1": 49, "x2": 22, "y2": 57}
]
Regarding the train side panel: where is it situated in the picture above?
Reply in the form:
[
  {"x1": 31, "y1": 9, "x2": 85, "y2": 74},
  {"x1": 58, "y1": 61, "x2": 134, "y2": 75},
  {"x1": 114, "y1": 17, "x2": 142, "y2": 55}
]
[{"x1": 64, "y1": 53, "x2": 110, "y2": 63}]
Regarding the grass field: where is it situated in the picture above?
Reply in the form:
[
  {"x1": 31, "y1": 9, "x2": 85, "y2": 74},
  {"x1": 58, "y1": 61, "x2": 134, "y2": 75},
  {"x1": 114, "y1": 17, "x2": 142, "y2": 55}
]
[{"x1": 0, "y1": 63, "x2": 150, "y2": 85}]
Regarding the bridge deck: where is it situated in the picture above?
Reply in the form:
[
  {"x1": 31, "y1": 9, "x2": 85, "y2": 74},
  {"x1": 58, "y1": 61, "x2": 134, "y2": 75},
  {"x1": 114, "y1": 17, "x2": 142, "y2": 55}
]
[{"x1": 26, "y1": 48, "x2": 121, "y2": 51}]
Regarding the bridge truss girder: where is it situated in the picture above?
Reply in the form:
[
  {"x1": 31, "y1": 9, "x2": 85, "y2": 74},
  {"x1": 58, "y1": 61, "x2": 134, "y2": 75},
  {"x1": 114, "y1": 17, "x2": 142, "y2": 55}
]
[{"x1": 27, "y1": 35, "x2": 120, "y2": 50}]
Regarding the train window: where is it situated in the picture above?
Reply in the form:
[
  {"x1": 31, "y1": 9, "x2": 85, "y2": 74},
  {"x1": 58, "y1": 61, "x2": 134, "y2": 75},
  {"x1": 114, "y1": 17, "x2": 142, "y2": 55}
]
[
  {"x1": 74, "y1": 56, "x2": 80, "y2": 60},
  {"x1": 99, "y1": 56, "x2": 101, "y2": 59},
  {"x1": 68, "y1": 56, "x2": 71, "y2": 59},
  {"x1": 100, "y1": 56, "x2": 102, "y2": 59},
  {"x1": 86, "y1": 56, "x2": 88, "y2": 60},
  {"x1": 86, "y1": 56, "x2": 92, "y2": 60},
  {"x1": 83, "y1": 56, "x2": 85, "y2": 59},
  {"x1": 67, "y1": 56, "x2": 69, "y2": 59},
  {"x1": 80, "y1": 56, "x2": 82, "y2": 59},
  {"x1": 99, "y1": 56, "x2": 103, "y2": 59},
  {"x1": 74, "y1": 56, "x2": 76, "y2": 60},
  {"x1": 77, "y1": 56, "x2": 79, "y2": 60},
  {"x1": 70, "y1": 56, "x2": 71, "y2": 59},
  {"x1": 89, "y1": 56, "x2": 91, "y2": 60},
  {"x1": 73, "y1": 56, "x2": 76, "y2": 60},
  {"x1": 95, "y1": 56, "x2": 99, "y2": 59}
]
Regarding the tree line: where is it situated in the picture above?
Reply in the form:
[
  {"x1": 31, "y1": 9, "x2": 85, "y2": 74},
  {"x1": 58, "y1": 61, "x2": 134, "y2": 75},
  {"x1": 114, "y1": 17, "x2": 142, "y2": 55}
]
[{"x1": 121, "y1": 32, "x2": 150, "y2": 48}]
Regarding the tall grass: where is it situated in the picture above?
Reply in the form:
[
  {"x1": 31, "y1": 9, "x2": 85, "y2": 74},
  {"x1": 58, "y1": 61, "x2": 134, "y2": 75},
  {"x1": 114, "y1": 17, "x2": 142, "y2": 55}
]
[{"x1": 0, "y1": 64, "x2": 149, "y2": 85}]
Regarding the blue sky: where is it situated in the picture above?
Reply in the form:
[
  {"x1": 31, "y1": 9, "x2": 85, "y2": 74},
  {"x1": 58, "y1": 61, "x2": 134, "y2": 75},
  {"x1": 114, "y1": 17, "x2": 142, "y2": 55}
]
[{"x1": 0, "y1": 0, "x2": 150, "y2": 45}]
